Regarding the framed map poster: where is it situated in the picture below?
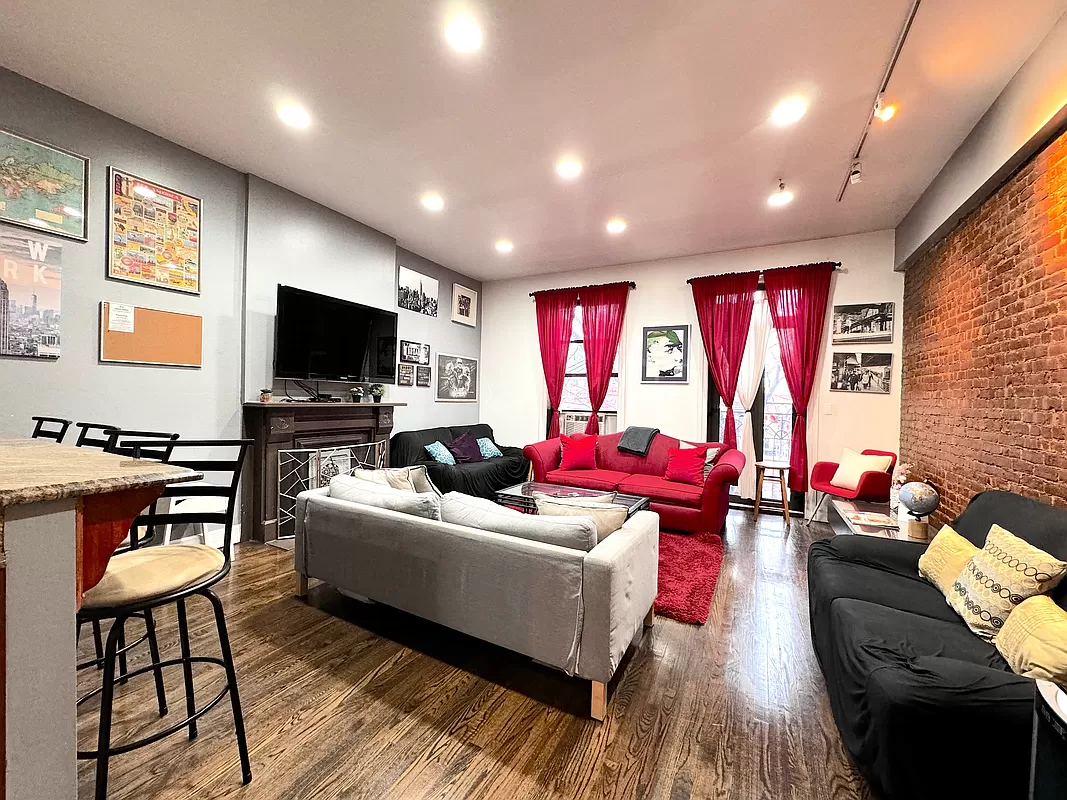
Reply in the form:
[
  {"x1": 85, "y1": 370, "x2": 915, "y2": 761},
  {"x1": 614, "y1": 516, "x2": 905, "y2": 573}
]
[
  {"x1": 0, "y1": 128, "x2": 89, "y2": 241},
  {"x1": 107, "y1": 167, "x2": 201, "y2": 294}
]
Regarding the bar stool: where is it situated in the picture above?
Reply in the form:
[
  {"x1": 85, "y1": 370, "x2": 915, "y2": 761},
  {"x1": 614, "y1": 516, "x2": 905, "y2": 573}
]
[
  {"x1": 754, "y1": 460, "x2": 791, "y2": 523},
  {"x1": 30, "y1": 415, "x2": 72, "y2": 442},
  {"x1": 77, "y1": 439, "x2": 253, "y2": 800}
]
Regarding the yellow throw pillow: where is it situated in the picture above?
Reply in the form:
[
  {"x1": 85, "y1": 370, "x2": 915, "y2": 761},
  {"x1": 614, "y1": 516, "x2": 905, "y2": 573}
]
[
  {"x1": 949, "y1": 524, "x2": 1067, "y2": 640},
  {"x1": 919, "y1": 525, "x2": 979, "y2": 596},
  {"x1": 995, "y1": 595, "x2": 1067, "y2": 684}
]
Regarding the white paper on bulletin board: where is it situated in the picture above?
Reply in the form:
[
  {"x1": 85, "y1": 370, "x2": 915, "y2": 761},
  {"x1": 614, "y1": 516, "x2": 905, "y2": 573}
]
[{"x1": 107, "y1": 302, "x2": 135, "y2": 333}]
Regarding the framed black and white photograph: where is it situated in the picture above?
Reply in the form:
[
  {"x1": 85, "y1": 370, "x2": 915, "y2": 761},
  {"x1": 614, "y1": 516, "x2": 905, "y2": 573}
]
[
  {"x1": 397, "y1": 363, "x2": 415, "y2": 386},
  {"x1": 399, "y1": 340, "x2": 430, "y2": 364},
  {"x1": 641, "y1": 325, "x2": 689, "y2": 383},
  {"x1": 831, "y1": 352, "x2": 892, "y2": 394},
  {"x1": 397, "y1": 265, "x2": 439, "y2": 317},
  {"x1": 451, "y1": 283, "x2": 478, "y2": 327},
  {"x1": 416, "y1": 365, "x2": 431, "y2": 387},
  {"x1": 832, "y1": 302, "x2": 894, "y2": 344},
  {"x1": 436, "y1": 353, "x2": 478, "y2": 402}
]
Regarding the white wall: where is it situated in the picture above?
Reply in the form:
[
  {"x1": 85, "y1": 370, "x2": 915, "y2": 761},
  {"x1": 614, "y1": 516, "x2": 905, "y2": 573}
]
[
  {"x1": 0, "y1": 67, "x2": 246, "y2": 440},
  {"x1": 480, "y1": 230, "x2": 902, "y2": 501},
  {"x1": 896, "y1": 12, "x2": 1067, "y2": 268}
]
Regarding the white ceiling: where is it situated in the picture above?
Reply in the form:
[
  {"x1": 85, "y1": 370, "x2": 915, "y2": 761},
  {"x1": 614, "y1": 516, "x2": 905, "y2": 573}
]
[{"x1": 2, "y1": 0, "x2": 1065, "y2": 281}]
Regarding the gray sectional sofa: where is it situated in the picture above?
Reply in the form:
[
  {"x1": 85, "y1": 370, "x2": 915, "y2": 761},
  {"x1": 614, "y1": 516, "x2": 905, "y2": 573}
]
[{"x1": 294, "y1": 479, "x2": 659, "y2": 719}]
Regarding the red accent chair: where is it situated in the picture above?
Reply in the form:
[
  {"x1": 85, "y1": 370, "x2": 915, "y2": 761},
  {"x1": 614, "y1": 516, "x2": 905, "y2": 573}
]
[
  {"x1": 523, "y1": 432, "x2": 744, "y2": 535},
  {"x1": 808, "y1": 449, "x2": 897, "y2": 524}
]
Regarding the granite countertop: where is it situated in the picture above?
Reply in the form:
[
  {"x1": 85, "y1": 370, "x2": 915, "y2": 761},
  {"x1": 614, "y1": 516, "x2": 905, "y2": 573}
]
[{"x1": 0, "y1": 439, "x2": 201, "y2": 507}]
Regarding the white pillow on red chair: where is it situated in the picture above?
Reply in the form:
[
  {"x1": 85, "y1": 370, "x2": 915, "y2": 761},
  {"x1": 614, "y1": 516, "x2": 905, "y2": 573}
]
[{"x1": 830, "y1": 449, "x2": 893, "y2": 491}]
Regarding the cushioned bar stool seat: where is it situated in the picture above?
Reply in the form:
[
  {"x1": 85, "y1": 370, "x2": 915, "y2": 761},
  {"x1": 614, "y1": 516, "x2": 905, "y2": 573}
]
[{"x1": 82, "y1": 544, "x2": 226, "y2": 609}]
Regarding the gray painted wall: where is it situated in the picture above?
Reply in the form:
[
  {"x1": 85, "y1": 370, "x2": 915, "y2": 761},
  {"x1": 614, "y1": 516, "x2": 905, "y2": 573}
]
[
  {"x1": 242, "y1": 178, "x2": 482, "y2": 431},
  {"x1": 895, "y1": 12, "x2": 1067, "y2": 268},
  {"x1": 0, "y1": 67, "x2": 247, "y2": 439}
]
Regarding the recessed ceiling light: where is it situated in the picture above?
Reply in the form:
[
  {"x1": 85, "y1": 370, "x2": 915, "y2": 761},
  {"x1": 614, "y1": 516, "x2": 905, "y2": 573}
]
[
  {"x1": 420, "y1": 192, "x2": 445, "y2": 212},
  {"x1": 605, "y1": 219, "x2": 627, "y2": 234},
  {"x1": 771, "y1": 96, "x2": 808, "y2": 126},
  {"x1": 445, "y1": 17, "x2": 482, "y2": 52},
  {"x1": 875, "y1": 103, "x2": 897, "y2": 122},
  {"x1": 768, "y1": 180, "x2": 794, "y2": 207},
  {"x1": 555, "y1": 158, "x2": 583, "y2": 180},
  {"x1": 132, "y1": 184, "x2": 157, "y2": 199},
  {"x1": 495, "y1": 239, "x2": 514, "y2": 253},
  {"x1": 276, "y1": 102, "x2": 312, "y2": 129}
]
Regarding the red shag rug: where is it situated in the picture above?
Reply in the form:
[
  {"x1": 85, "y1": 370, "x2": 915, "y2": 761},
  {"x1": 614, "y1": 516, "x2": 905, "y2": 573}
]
[{"x1": 654, "y1": 529, "x2": 725, "y2": 625}]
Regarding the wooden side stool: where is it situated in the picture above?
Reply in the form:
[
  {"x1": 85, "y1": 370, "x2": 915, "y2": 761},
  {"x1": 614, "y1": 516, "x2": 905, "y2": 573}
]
[{"x1": 754, "y1": 460, "x2": 791, "y2": 523}]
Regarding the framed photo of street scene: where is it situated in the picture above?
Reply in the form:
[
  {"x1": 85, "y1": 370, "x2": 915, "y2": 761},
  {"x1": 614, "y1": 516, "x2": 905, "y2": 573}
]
[
  {"x1": 832, "y1": 302, "x2": 894, "y2": 345},
  {"x1": 830, "y1": 352, "x2": 892, "y2": 394}
]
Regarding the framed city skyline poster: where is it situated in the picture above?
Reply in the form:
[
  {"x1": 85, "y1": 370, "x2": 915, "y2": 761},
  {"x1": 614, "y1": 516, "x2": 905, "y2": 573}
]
[
  {"x1": 0, "y1": 231, "x2": 62, "y2": 359},
  {"x1": 107, "y1": 167, "x2": 202, "y2": 294},
  {"x1": 0, "y1": 127, "x2": 89, "y2": 241}
]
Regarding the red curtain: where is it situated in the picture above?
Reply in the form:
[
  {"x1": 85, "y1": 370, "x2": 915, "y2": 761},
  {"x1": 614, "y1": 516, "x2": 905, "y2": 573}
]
[
  {"x1": 580, "y1": 282, "x2": 630, "y2": 433},
  {"x1": 534, "y1": 288, "x2": 580, "y2": 438},
  {"x1": 690, "y1": 272, "x2": 759, "y2": 448},
  {"x1": 764, "y1": 262, "x2": 835, "y2": 493}
]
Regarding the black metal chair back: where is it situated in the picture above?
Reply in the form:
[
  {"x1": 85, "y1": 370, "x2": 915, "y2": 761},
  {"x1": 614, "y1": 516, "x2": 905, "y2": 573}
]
[
  {"x1": 31, "y1": 415, "x2": 72, "y2": 442},
  {"x1": 127, "y1": 439, "x2": 251, "y2": 562},
  {"x1": 106, "y1": 429, "x2": 179, "y2": 461},
  {"x1": 74, "y1": 422, "x2": 119, "y2": 450}
]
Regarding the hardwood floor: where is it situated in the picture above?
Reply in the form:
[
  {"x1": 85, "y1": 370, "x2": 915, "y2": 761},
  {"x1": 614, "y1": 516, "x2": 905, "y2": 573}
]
[{"x1": 76, "y1": 511, "x2": 872, "y2": 800}]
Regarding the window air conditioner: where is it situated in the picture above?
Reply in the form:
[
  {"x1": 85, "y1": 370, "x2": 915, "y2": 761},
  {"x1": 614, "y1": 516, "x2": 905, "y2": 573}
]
[{"x1": 559, "y1": 412, "x2": 619, "y2": 435}]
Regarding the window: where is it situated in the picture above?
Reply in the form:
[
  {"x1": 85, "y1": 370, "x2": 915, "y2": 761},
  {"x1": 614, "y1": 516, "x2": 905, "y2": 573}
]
[{"x1": 559, "y1": 305, "x2": 620, "y2": 412}]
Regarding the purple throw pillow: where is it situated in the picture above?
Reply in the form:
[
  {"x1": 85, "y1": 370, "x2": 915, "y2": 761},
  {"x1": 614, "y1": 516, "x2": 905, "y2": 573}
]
[{"x1": 445, "y1": 432, "x2": 484, "y2": 464}]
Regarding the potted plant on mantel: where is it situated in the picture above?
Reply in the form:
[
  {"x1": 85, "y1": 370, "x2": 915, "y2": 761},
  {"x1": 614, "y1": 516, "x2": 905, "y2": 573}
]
[
  {"x1": 370, "y1": 384, "x2": 386, "y2": 403},
  {"x1": 259, "y1": 388, "x2": 273, "y2": 403},
  {"x1": 349, "y1": 386, "x2": 365, "y2": 403}
]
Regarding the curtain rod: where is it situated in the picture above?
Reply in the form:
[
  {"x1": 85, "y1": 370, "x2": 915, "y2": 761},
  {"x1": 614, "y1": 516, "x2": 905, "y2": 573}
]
[
  {"x1": 529, "y1": 281, "x2": 636, "y2": 298},
  {"x1": 685, "y1": 262, "x2": 841, "y2": 284}
]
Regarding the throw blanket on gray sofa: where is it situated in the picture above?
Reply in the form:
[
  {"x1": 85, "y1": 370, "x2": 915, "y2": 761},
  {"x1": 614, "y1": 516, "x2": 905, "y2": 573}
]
[{"x1": 617, "y1": 426, "x2": 660, "y2": 457}]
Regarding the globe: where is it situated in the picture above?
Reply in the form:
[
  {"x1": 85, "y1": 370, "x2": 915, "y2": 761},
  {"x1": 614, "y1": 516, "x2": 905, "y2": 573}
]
[{"x1": 899, "y1": 481, "x2": 939, "y2": 519}]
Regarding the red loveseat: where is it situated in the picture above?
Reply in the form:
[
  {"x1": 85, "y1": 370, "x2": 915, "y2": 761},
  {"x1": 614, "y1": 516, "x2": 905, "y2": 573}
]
[{"x1": 523, "y1": 432, "x2": 744, "y2": 535}]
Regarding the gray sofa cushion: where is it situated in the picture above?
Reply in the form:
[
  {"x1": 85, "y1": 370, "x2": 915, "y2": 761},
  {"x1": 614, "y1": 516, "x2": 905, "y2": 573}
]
[
  {"x1": 329, "y1": 475, "x2": 442, "y2": 520},
  {"x1": 440, "y1": 492, "x2": 597, "y2": 551}
]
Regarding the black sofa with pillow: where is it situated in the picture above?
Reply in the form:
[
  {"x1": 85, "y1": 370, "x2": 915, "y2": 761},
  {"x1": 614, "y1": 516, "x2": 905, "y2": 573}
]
[
  {"x1": 389, "y1": 423, "x2": 529, "y2": 499},
  {"x1": 808, "y1": 490, "x2": 1067, "y2": 800}
]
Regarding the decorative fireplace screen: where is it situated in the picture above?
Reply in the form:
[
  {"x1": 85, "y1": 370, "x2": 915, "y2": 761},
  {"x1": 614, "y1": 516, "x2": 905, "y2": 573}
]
[{"x1": 276, "y1": 440, "x2": 387, "y2": 539}]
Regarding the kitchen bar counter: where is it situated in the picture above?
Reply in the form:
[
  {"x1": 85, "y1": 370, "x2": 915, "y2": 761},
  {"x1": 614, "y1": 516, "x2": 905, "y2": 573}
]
[{"x1": 0, "y1": 439, "x2": 199, "y2": 800}]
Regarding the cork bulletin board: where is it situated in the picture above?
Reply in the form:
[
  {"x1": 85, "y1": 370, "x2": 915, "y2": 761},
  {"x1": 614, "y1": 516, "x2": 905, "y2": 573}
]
[{"x1": 99, "y1": 301, "x2": 203, "y2": 368}]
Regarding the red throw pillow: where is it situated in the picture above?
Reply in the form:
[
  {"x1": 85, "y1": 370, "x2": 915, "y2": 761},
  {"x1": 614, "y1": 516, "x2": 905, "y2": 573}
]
[
  {"x1": 559, "y1": 434, "x2": 597, "y2": 471},
  {"x1": 665, "y1": 446, "x2": 707, "y2": 486}
]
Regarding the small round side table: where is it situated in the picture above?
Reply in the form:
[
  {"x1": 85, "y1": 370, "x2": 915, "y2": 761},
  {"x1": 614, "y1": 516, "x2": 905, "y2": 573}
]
[
  {"x1": 754, "y1": 460, "x2": 790, "y2": 523},
  {"x1": 1032, "y1": 679, "x2": 1067, "y2": 798}
]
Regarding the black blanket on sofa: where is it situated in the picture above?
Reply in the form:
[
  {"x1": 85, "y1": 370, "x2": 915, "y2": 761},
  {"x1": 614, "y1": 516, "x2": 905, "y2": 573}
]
[
  {"x1": 808, "y1": 490, "x2": 1067, "y2": 800},
  {"x1": 390, "y1": 423, "x2": 530, "y2": 499}
]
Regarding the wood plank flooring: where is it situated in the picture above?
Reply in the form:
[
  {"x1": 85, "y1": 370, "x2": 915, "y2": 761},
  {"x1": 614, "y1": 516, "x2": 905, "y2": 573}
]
[{"x1": 75, "y1": 512, "x2": 872, "y2": 800}]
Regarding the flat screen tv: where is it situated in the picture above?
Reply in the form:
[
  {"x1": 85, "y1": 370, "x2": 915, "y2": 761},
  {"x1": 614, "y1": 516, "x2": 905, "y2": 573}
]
[{"x1": 273, "y1": 285, "x2": 397, "y2": 383}]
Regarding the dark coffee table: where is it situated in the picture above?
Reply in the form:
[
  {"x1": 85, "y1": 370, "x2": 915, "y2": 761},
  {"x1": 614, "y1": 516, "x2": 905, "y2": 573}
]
[{"x1": 495, "y1": 481, "x2": 651, "y2": 517}]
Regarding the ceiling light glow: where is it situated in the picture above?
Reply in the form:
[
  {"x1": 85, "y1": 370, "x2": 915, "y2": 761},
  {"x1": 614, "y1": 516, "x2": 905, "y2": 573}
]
[
  {"x1": 875, "y1": 103, "x2": 897, "y2": 122},
  {"x1": 132, "y1": 184, "x2": 157, "y2": 199},
  {"x1": 605, "y1": 219, "x2": 627, "y2": 234},
  {"x1": 276, "y1": 103, "x2": 312, "y2": 129},
  {"x1": 421, "y1": 192, "x2": 445, "y2": 212},
  {"x1": 771, "y1": 96, "x2": 808, "y2": 126},
  {"x1": 445, "y1": 17, "x2": 483, "y2": 52},
  {"x1": 495, "y1": 239, "x2": 514, "y2": 253},
  {"x1": 768, "y1": 180, "x2": 794, "y2": 207},
  {"x1": 555, "y1": 158, "x2": 583, "y2": 180}
]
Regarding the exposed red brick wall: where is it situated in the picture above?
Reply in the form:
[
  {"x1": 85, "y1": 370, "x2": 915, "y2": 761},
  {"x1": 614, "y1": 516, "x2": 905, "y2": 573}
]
[{"x1": 901, "y1": 127, "x2": 1067, "y2": 526}]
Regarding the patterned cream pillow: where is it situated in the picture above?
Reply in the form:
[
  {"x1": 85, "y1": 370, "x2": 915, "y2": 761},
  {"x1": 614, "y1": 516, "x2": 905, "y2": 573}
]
[{"x1": 949, "y1": 524, "x2": 1067, "y2": 640}]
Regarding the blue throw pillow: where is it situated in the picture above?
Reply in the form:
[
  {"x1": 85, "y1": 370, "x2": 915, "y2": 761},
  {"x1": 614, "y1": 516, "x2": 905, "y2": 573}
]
[
  {"x1": 424, "y1": 441, "x2": 456, "y2": 465},
  {"x1": 477, "y1": 437, "x2": 504, "y2": 459}
]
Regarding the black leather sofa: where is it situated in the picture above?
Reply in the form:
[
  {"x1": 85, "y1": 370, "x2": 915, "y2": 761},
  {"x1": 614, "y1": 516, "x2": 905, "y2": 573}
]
[
  {"x1": 809, "y1": 490, "x2": 1067, "y2": 800},
  {"x1": 389, "y1": 423, "x2": 529, "y2": 499}
]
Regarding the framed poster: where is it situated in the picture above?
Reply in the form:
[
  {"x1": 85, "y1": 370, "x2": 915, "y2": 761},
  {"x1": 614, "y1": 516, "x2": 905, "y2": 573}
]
[
  {"x1": 0, "y1": 231, "x2": 62, "y2": 359},
  {"x1": 830, "y1": 352, "x2": 892, "y2": 394},
  {"x1": 416, "y1": 365, "x2": 431, "y2": 387},
  {"x1": 399, "y1": 339, "x2": 430, "y2": 364},
  {"x1": 107, "y1": 167, "x2": 202, "y2": 294},
  {"x1": 451, "y1": 283, "x2": 478, "y2": 327},
  {"x1": 436, "y1": 353, "x2": 478, "y2": 402},
  {"x1": 398, "y1": 265, "x2": 438, "y2": 317},
  {"x1": 641, "y1": 325, "x2": 689, "y2": 383},
  {"x1": 0, "y1": 128, "x2": 89, "y2": 241},
  {"x1": 832, "y1": 303, "x2": 894, "y2": 344},
  {"x1": 397, "y1": 363, "x2": 415, "y2": 386}
]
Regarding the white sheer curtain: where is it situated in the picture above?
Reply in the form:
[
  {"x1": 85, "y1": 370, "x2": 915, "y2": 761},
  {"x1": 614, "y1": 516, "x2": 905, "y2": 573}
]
[{"x1": 736, "y1": 296, "x2": 771, "y2": 500}]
